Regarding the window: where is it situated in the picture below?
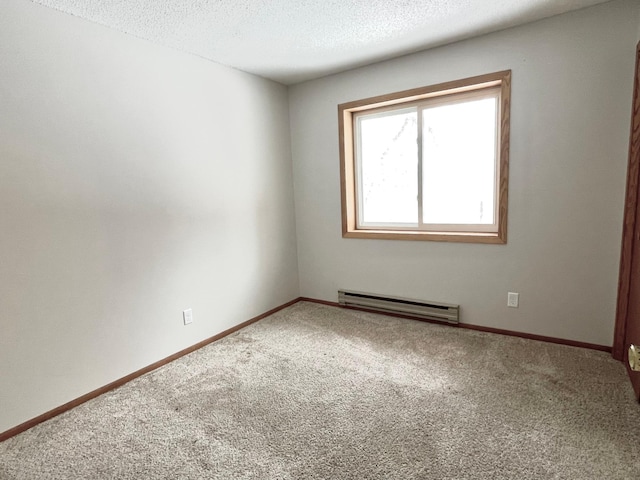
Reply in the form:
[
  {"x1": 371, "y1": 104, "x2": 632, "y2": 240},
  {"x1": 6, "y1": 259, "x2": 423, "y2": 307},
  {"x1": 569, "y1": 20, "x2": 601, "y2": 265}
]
[{"x1": 339, "y1": 70, "x2": 511, "y2": 243}]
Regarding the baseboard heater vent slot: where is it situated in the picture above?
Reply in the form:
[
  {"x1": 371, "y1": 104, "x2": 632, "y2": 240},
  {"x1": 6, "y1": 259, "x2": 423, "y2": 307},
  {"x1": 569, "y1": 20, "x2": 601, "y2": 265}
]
[{"x1": 338, "y1": 290, "x2": 459, "y2": 324}]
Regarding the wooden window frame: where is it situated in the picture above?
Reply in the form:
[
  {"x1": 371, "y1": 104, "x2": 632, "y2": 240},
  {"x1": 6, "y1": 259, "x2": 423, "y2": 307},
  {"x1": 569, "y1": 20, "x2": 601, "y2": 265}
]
[{"x1": 338, "y1": 70, "x2": 511, "y2": 244}]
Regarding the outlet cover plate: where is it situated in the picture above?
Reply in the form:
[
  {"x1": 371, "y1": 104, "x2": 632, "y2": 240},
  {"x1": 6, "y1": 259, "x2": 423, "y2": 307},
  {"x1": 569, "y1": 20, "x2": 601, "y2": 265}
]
[
  {"x1": 183, "y1": 308, "x2": 193, "y2": 325},
  {"x1": 507, "y1": 292, "x2": 519, "y2": 308}
]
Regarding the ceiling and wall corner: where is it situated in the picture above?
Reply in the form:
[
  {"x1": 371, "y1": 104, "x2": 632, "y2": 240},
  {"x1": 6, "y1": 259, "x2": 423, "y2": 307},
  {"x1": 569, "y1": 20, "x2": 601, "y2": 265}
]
[{"x1": 30, "y1": 0, "x2": 612, "y2": 85}]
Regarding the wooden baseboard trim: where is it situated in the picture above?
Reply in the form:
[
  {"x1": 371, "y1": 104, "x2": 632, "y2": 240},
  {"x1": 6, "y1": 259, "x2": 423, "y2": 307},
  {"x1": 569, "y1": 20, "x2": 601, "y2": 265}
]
[
  {"x1": 0, "y1": 297, "x2": 302, "y2": 443},
  {"x1": 2, "y1": 295, "x2": 611, "y2": 442},
  {"x1": 299, "y1": 297, "x2": 340, "y2": 307},
  {"x1": 299, "y1": 297, "x2": 612, "y2": 353},
  {"x1": 460, "y1": 324, "x2": 611, "y2": 352}
]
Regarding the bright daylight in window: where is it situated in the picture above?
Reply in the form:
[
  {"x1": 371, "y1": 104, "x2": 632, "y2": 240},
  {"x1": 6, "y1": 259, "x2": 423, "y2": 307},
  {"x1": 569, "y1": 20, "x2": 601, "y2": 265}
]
[{"x1": 339, "y1": 71, "x2": 510, "y2": 243}]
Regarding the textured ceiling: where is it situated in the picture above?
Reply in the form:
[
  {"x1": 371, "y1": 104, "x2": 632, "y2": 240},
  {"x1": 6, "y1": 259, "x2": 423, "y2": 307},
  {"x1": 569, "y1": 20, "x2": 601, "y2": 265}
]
[{"x1": 32, "y1": 0, "x2": 612, "y2": 84}]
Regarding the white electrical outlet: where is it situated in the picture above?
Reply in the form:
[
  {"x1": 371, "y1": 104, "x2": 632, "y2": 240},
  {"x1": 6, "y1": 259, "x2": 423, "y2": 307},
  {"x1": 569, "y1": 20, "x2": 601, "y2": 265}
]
[
  {"x1": 507, "y1": 292, "x2": 519, "y2": 308},
  {"x1": 183, "y1": 308, "x2": 193, "y2": 325}
]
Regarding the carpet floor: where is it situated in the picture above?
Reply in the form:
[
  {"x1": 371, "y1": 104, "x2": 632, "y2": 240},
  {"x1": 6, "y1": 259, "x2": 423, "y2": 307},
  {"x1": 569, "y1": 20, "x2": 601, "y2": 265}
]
[{"x1": 1, "y1": 301, "x2": 639, "y2": 479}]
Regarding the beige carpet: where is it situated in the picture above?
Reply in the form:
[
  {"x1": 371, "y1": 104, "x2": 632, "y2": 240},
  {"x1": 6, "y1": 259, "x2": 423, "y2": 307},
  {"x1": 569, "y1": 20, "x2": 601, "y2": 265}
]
[{"x1": 1, "y1": 301, "x2": 639, "y2": 479}]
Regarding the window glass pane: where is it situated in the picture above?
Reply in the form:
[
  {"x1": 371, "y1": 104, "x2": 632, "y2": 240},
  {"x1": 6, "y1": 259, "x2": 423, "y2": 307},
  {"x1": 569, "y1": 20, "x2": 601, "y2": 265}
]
[
  {"x1": 422, "y1": 96, "x2": 497, "y2": 225},
  {"x1": 358, "y1": 108, "x2": 418, "y2": 225}
]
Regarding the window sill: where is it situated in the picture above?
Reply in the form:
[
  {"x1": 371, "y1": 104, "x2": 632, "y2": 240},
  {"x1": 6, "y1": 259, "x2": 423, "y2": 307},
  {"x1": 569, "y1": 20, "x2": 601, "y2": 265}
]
[{"x1": 342, "y1": 228, "x2": 506, "y2": 244}]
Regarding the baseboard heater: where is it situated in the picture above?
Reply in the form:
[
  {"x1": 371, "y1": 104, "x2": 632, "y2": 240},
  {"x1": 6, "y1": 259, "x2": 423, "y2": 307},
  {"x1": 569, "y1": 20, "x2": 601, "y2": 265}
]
[{"x1": 338, "y1": 290, "x2": 459, "y2": 324}]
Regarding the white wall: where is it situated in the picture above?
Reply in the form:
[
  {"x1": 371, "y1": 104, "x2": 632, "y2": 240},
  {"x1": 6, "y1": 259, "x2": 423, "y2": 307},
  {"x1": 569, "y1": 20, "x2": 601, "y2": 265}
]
[
  {"x1": 290, "y1": 0, "x2": 639, "y2": 347},
  {"x1": 0, "y1": 0, "x2": 299, "y2": 433}
]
